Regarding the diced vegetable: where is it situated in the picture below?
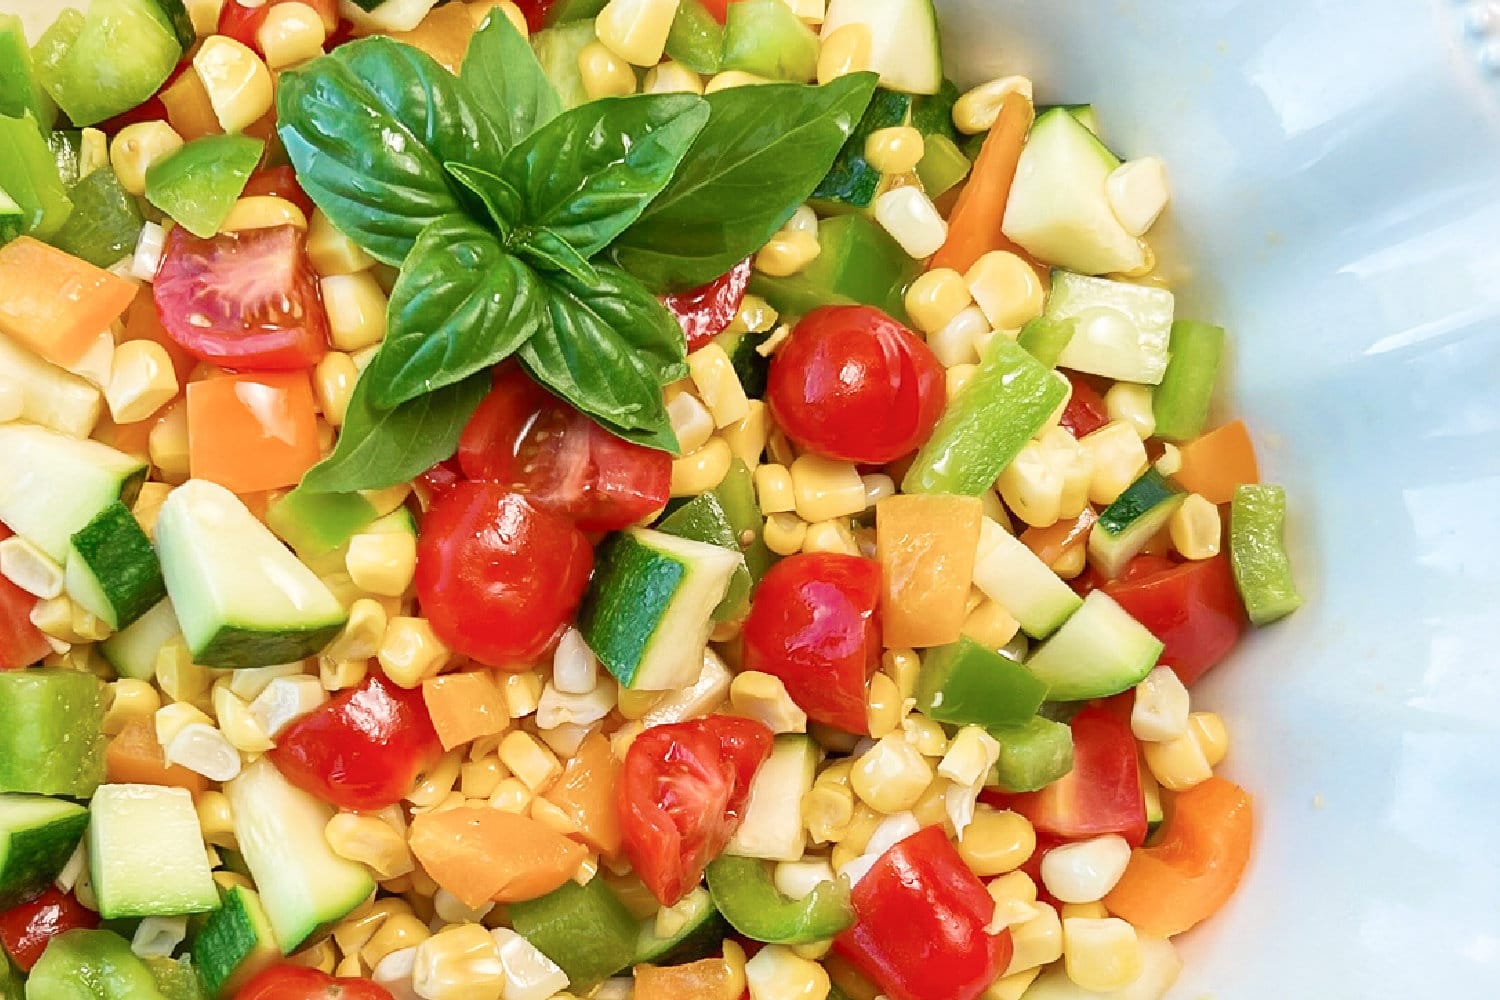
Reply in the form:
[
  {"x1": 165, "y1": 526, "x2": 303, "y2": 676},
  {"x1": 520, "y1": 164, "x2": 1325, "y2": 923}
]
[
  {"x1": 986, "y1": 715, "x2": 1075, "y2": 793},
  {"x1": 820, "y1": 0, "x2": 943, "y2": 96},
  {"x1": 1017, "y1": 315, "x2": 1077, "y2": 368},
  {"x1": 1173, "y1": 419, "x2": 1259, "y2": 504},
  {"x1": 1048, "y1": 271, "x2": 1174, "y2": 385},
  {"x1": 725, "y1": 735, "x2": 818, "y2": 862},
  {"x1": 705, "y1": 854, "x2": 856, "y2": 944},
  {"x1": 0, "y1": 238, "x2": 136, "y2": 369},
  {"x1": 23, "y1": 929, "x2": 168, "y2": 1000},
  {"x1": 1229, "y1": 483, "x2": 1304, "y2": 625},
  {"x1": 664, "y1": 0, "x2": 724, "y2": 74},
  {"x1": 186, "y1": 372, "x2": 322, "y2": 494},
  {"x1": 0, "y1": 670, "x2": 107, "y2": 798},
  {"x1": 972, "y1": 518, "x2": 1082, "y2": 639},
  {"x1": 928, "y1": 90, "x2": 1033, "y2": 275},
  {"x1": 1088, "y1": 469, "x2": 1186, "y2": 580},
  {"x1": 1152, "y1": 321, "x2": 1225, "y2": 440},
  {"x1": 0, "y1": 116, "x2": 71, "y2": 241},
  {"x1": 916, "y1": 637, "x2": 1049, "y2": 728},
  {"x1": 88, "y1": 784, "x2": 218, "y2": 919},
  {"x1": 541, "y1": 732, "x2": 623, "y2": 858},
  {"x1": 0, "y1": 15, "x2": 55, "y2": 130},
  {"x1": 0, "y1": 795, "x2": 88, "y2": 910},
  {"x1": 875, "y1": 494, "x2": 982, "y2": 648},
  {"x1": 33, "y1": 0, "x2": 182, "y2": 127},
  {"x1": 1025, "y1": 590, "x2": 1162, "y2": 701},
  {"x1": 144, "y1": 134, "x2": 265, "y2": 239},
  {"x1": 722, "y1": 0, "x2": 819, "y2": 82},
  {"x1": 49, "y1": 168, "x2": 144, "y2": 269},
  {"x1": 633, "y1": 886, "x2": 730, "y2": 966},
  {"x1": 406, "y1": 806, "x2": 588, "y2": 909},
  {"x1": 509, "y1": 878, "x2": 638, "y2": 991},
  {"x1": 750, "y1": 214, "x2": 920, "y2": 324},
  {"x1": 103, "y1": 717, "x2": 207, "y2": 798}
]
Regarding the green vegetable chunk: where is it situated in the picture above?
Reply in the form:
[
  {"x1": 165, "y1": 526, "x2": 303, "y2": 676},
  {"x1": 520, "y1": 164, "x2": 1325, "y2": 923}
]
[
  {"x1": 0, "y1": 14, "x2": 55, "y2": 130},
  {"x1": 50, "y1": 168, "x2": 143, "y2": 269},
  {"x1": 192, "y1": 886, "x2": 279, "y2": 998},
  {"x1": 1153, "y1": 320, "x2": 1226, "y2": 441},
  {"x1": 713, "y1": 459, "x2": 777, "y2": 584},
  {"x1": 722, "y1": 0, "x2": 820, "y2": 82},
  {"x1": 632, "y1": 887, "x2": 729, "y2": 966},
  {"x1": 143, "y1": 957, "x2": 207, "y2": 1000},
  {"x1": 917, "y1": 637, "x2": 1049, "y2": 728},
  {"x1": 0, "y1": 114, "x2": 72, "y2": 240},
  {"x1": 145, "y1": 134, "x2": 265, "y2": 239},
  {"x1": 704, "y1": 855, "x2": 855, "y2": 944},
  {"x1": 508, "y1": 878, "x2": 638, "y2": 991},
  {"x1": 0, "y1": 670, "x2": 107, "y2": 798},
  {"x1": 1017, "y1": 315, "x2": 1077, "y2": 369},
  {"x1": 32, "y1": 0, "x2": 181, "y2": 128},
  {"x1": 749, "y1": 213, "x2": 918, "y2": 323},
  {"x1": 665, "y1": 0, "x2": 725, "y2": 74},
  {"x1": 1229, "y1": 483, "x2": 1304, "y2": 625},
  {"x1": 986, "y1": 715, "x2": 1075, "y2": 793},
  {"x1": 657, "y1": 492, "x2": 754, "y2": 622},
  {"x1": 0, "y1": 794, "x2": 88, "y2": 909},
  {"x1": 24, "y1": 929, "x2": 169, "y2": 1000}
]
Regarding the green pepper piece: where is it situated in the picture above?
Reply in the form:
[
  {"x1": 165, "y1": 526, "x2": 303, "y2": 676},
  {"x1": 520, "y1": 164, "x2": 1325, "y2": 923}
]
[
  {"x1": 902, "y1": 337, "x2": 1069, "y2": 496},
  {"x1": 712, "y1": 459, "x2": 777, "y2": 585},
  {"x1": 0, "y1": 669, "x2": 107, "y2": 797},
  {"x1": 0, "y1": 114, "x2": 72, "y2": 241},
  {"x1": 1017, "y1": 315, "x2": 1077, "y2": 369},
  {"x1": 749, "y1": 214, "x2": 918, "y2": 324},
  {"x1": 916, "y1": 636, "x2": 1049, "y2": 728},
  {"x1": 0, "y1": 15, "x2": 55, "y2": 131},
  {"x1": 1152, "y1": 320, "x2": 1226, "y2": 441},
  {"x1": 665, "y1": 0, "x2": 724, "y2": 75},
  {"x1": 721, "y1": 0, "x2": 819, "y2": 83},
  {"x1": 143, "y1": 957, "x2": 206, "y2": 1000},
  {"x1": 145, "y1": 134, "x2": 265, "y2": 239},
  {"x1": 657, "y1": 492, "x2": 753, "y2": 622},
  {"x1": 51, "y1": 168, "x2": 144, "y2": 269},
  {"x1": 25, "y1": 929, "x2": 170, "y2": 1000},
  {"x1": 543, "y1": 0, "x2": 609, "y2": 25},
  {"x1": 508, "y1": 878, "x2": 637, "y2": 991},
  {"x1": 32, "y1": 0, "x2": 181, "y2": 128},
  {"x1": 985, "y1": 715, "x2": 1075, "y2": 793},
  {"x1": 704, "y1": 855, "x2": 855, "y2": 945},
  {"x1": 1229, "y1": 483, "x2": 1303, "y2": 625},
  {"x1": 914, "y1": 132, "x2": 971, "y2": 200}
]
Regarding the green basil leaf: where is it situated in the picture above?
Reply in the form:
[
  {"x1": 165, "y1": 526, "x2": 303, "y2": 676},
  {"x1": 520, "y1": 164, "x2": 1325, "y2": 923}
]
[
  {"x1": 461, "y1": 8, "x2": 561, "y2": 147},
  {"x1": 299, "y1": 370, "x2": 490, "y2": 494},
  {"x1": 365, "y1": 215, "x2": 547, "y2": 410},
  {"x1": 276, "y1": 36, "x2": 502, "y2": 265},
  {"x1": 445, "y1": 161, "x2": 521, "y2": 238},
  {"x1": 500, "y1": 93, "x2": 710, "y2": 258},
  {"x1": 516, "y1": 227, "x2": 598, "y2": 284},
  {"x1": 519, "y1": 264, "x2": 686, "y2": 449},
  {"x1": 610, "y1": 73, "x2": 879, "y2": 290}
]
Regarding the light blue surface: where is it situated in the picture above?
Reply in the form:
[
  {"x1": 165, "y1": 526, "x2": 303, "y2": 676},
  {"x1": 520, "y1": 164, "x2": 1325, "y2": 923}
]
[{"x1": 940, "y1": 0, "x2": 1500, "y2": 995}]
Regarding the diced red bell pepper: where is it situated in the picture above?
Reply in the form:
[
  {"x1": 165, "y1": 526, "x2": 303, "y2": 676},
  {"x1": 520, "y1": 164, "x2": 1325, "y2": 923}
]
[
  {"x1": 1009, "y1": 707, "x2": 1148, "y2": 848},
  {"x1": 0, "y1": 888, "x2": 99, "y2": 971}
]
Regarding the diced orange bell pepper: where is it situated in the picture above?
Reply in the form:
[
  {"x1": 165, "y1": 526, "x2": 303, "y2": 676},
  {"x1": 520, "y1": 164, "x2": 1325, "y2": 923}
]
[
  {"x1": 407, "y1": 806, "x2": 588, "y2": 910},
  {"x1": 159, "y1": 68, "x2": 222, "y2": 142},
  {"x1": 1174, "y1": 419, "x2": 1260, "y2": 505},
  {"x1": 104, "y1": 717, "x2": 208, "y2": 798},
  {"x1": 1020, "y1": 507, "x2": 1098, "y2": 566},
  {"x1": 0, "y1": 238, "x2": 137, "y2": 368},
  {"x1": 1104, "y1": 776, "x2": 1254, "y2": 937},
  {"x1": 876, "y1": 494, "x2": 983, "y2": 649},
  {"x1": 421, "y1": 670, "x2": 508, "y2": 751},
  {"x1": 388, "y1": 2, "x2": 493, "y2": 73},
  {"x1": 542, "y1": 732, "x2": 623, "y2": 859},
  {"x1": 633, "y1": 948, "x2": 746, "y2": 1000},
  {"x1": 186, "y1": 371, "x2": 321, "y2": 494}
]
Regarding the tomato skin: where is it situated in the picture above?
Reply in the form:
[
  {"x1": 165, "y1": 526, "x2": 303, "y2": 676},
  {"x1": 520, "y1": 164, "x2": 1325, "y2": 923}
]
[
  {"x1": 242, "y1": 166, "x2": 316, "y2": 220},
  {"x1": 0, "y1": 526, "x2": 51, "y2": 670},
  {"x1": 742, "y1": 553, "x2": 882, "y2": 735},
  {"x1": 1103, "y1": 555, "x2": 1247, "y2": 686},
  {"x1": 414, "y1": 484, "x2": 593, "y2": 667},
  {"x1": 268, "y1": 672, "x2": 443, "y2": 811},
  {"x1": 619, "y1": 716, "x2": 774, "y2": 906},
  {"x1": 1059, "y1": 373, "x2": 1110, "y2": 439},
  {"x1": 1010, "y1": 707, "x2": 1148, "y2": 848},
  {"x1": 416, "y1": 458, "x2": 465, "y2": 509},
  {"x1": 458, "y1": 366, "x2": 670, "y2": 532},
  {"x1": 834, "y1": 826, "x2": 1010, "y2": 1000},
  {"x1": 661, "y1": 258, "x2": 751, "y2": 352},
  {"x1": 510, "y1": 0, "x2": 557, "y2": 32},
  {"x1": 766, "y1": 306, "x2": 945, "y2": 464},
  {"x1": 154, "y1": 224, "x2": 329, "y2": 371},
  {"x1": 236, "y1": 964, "x2": 394, "y2": 1000},
  {"x1": 0, "y1": 888, "x2": 99, "y2": 972}
]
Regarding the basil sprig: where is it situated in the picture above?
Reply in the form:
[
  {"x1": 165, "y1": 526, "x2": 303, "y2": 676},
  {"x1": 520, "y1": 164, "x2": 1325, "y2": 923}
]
[{"x1": 278, "y1": 11, "x2": 876, "y2": 493}]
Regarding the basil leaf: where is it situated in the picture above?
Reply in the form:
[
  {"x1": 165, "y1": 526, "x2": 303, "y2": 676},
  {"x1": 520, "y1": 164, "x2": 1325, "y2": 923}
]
[
  {"x1": 461, "y1": 8, "x2": 561, "y2": 147},
  {"x1": 445, "y1": 161, "x2": 521, "y2": 238},
  {"x1": 500, "y1": 93, "x2": 711, "y2": 258},
  {"x1": 610, "y1": 74, "x2": 879, "y2": 290},
  {"x1": 277, "y1": 37, "x2": 502, "y2": 265},
  {"x1": 300, "y1": 370, "x2": 490, "y2": 494},
  {"x1": 519, "y1": 264, "x2": 687, "y2": 449},
  {"x1": 365, "y1": 215, "x2": 547, "y2": 410},
  {"x1": 516, "y1": 227, "x2": 598, "y2": 283}
]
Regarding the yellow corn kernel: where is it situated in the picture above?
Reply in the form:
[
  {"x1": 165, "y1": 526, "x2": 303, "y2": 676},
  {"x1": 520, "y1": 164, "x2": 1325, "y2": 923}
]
[
  {"x1": 1079, "y1": 421, "x2": 1149, "y2": 507},
  {"x1": 904, "y1": 268, "x2": 973, "y2": 336},
  {"x1": 307, "y1": 209, "x2": 375, "y2": 276},
  {"x1": 745, "y1": 943, "x2": 829, "y2": 1000},
  {"x1": 901, "y1": 714, "x2": 950, "y2": 757},
  {"x1": 577, "y1": 41, "x2": 637, "y2": 100},
  {"x1": 324, "y1": 812, "x2": 413, "y2": 882},
  {"x1": 322, "y1": 599, "x2": 387, "y2": 663},
  {"x1": 983, "y1": 968, "x2": 1041, "y2": 1000},
  {"x1": 801, "y1": 518, "x2": 860, "y2": 557},
  {"x1": 194, "y1": 35, "x2": 273, "y2": 133},
  {"x1": 688, "y1": 343, "x2": 751, "y2": 428},
  {"x1": 27, "y1": 598, "x2": 73, "y2": 644},
  {"x1": 1103, "y1": 381, "x2": 1155, "y2": 439},
  {"x1": 104, "y1": 340, "x2": 178, "y2": 425},
  {"x1": 956, "y1": 807, "x2": 1035, "y2": 877},
  {"x1": 212, "y1": 684, "x2": 274, "y2": 753},
  {"x1": 128, "y1": 482, "x2": 171, "y2": 541},
  {"x1": 850, "y1": 734, "x2": 933, "y2": 814},
  {"x1": 1061, "y1": 901, "x2": 1110, "y2": 921},
  {"x1": 155, "y1": 639, "x2": 211, "y2": 704},
  {"x1": 953, "y1": 76, "x2": 1034, "y2": 135},
  {"x1": 704, "y1": 70, "x2": 771, "y2": 93},
  {"x1": 361, "y1": 913, "x2": 432, "y2": 968},
  {"x1": 149, "y1": 401, "x2": 190, "y2": 482},
  {"x1": 782, "y1": 205, "x2": 818, "y2": 237},
  {"x1": 488, "y1": 777, "x2": 533, "y2": 813},
  {"x1": 926, "y1": 304, "x2": 986, "y2": 369},
  {"x1": 789, "y1": 454, "x2": 865, "y2": 523},
  {"x1": 965, "y1": 251, "x2": 1045, "y2": 331},
  {"x1": 0, "y1": 376, "x2": 20, "y2": 423},
  {"x1": 865, "y1": 671, "x2": 904, "y2": 739},
  {"x1": 881, "y1": 648, "x2": 920, "y2": 703},
  {"x1": 874, "y1": 185, "x2": 947, "y2": 259},
  {"x1": 801, "y1": 784, "x2": 854, "y2": 844},
  {"x1": 319, "y1": 656, "x2": 368, "y2": 692},
  {"x1": 457, "y1": 757, "x2": 505, "y2": 800},
  {"x1": 195, "y1": 790, "x2": 237, "y2": 848},
  {"x1": 333, "y1": 953, "x2": 366, "y2": 980},
  {"x1": 257, "y1": 1, "x2": 327, "y2": 70},
  {"x1": 1062, "y1": 916, "x2": 1142, "y2": 993},
  {"x1": 289, "y1": 938, "x2": 337, "y2": 975},
  {"x1": 335, "y1": 899, "x2": 411, "y2": 958},
  {"x1": 730, "y1": 671, "x2": 808, "y2": 734},
  {"x1": 1190, "y1": 711, "x2": 1230, "y2": 767},
  {"x1": 78, "y1": 127, "x2": 108, "y2": 179},
  {"x1": 596, "y1": 0, "x2": 680, "y2": 66},
  {"x1": 109, "y1": 121, "x2": 183, "y2": 197},
  {"x1": 644, "y1": 59, "x2": 704, "y2": 95},
  {"x1": 346, "y1": 531, "x2": 417, "y2": 599},
  {"x1": 212, "y1": 870, "x2": 253, "y2": 895},
  {"x1": 763, "y1": 512, "x2": 809, "y2": 556},
  {"x1": 666, "y1": 392, "x2": 715, "y2": 455},
  {"x1": 1154, "y1": 441, "x2": 1182, "y2": 477},
  {"x1": 754, "y1": 464, "x2": 797, "y2": 515},
  {"x1": 499, "y1": 731, "x2": 561, "y2": 793},
  {"x1": 412, "y1": 922, "x2": 505, "y2": 1000},
  {"x1": 377, "y1": 617, "x2": 450, "y2": 689},
  {"x1": 859, "y1": 476, "x2": 894, "y2": 512},
  {"x1": 962, "y1": 598, "x2": 1021, "y2": 651},
  {"x1": 154, "y1": 701, "x2": 213, "y2": 747},
  {"x1": 1142, "y1": 727, "x2": 1213, "y2": 791},
  {"x1": 615, "y1": 684, "x2": 661, "y2": 721},
  {"x1": 722, "y1": 399, "x2": 769, "y2": 470},
  {"x1": 309, "y1": 351, "x2": 357, "y2": 428},
  {"x1": 408, "y1": 751, "x2": 463, "y2": 809},
  {"x1": 220, "y1": 196, "x2": 309, "y2": 235},
  {"x1": 321, "y1": 272, "x2": 389, "y2": 352},
  {"x1": 499, "y1": 671, "x2": 543, "y2": 718},
  {"x1": 670, "y1": 437, "x2": 732, "y2": 496},
  {"x1": 102, "y1": 678, "x2": 162, "y2": 736},
  {"x1": 865, "y1": 125, "x2": 925, "y2": 176},
  {"x1": 733, "y1": 293, "x2": 779, "y2": 335},
  {"x1": 754, "y1": 230, "x2": 821, "y2": 278},
  {"x1": 944, "y1": 362, "x2": 979, "y2": 402},
  {"x1": 1004, "y1": 904, "x2": 1063, "y2": 976},
  {"x1": 1051, "y1": 544, "x2": 1088, "y2": 580},
  {"x1": 987, "y1": 871, "x2": 1040, "y2": 931},
  {"x1": 1170, "y1": 493, "x2": 1222, "y2": 561},
  {"x1": 817, "y1": 23, "x2": 871, "y2": 85},
  {"x1": 902, "y1": 775, "x2": 947, "y2": 829}
]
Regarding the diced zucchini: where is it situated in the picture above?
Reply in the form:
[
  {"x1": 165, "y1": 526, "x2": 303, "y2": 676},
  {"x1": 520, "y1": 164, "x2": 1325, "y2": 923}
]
[
  {"x1": 0, "y1": 332, "x2": 102, "y2": 438},
  {"x1": 1024, "y1": 590, "x2": 1163, "y2": 701},
  {"x1": 509, "y1": 879, "x2": 637, "y2": 991},
  {"x1": 192, "y1": 886, "x2": 281, "y2": 998},
  {"x1": 820, "y1": 0, "x2": 942, "y2": 95},
  {"x1": 726, "y1": 736, "x2": 818, "y2": 862},
  {"x1": 0, "y1": 424, "x2": 145, "y2": 563},
  {"x1": 0, "y1": 794, "x2": 88, "y2": 909},
  {"x1": 64, "y1": 501, "x2": 166, "y2": 630},
  {"x1": 0, "y1": 669, "x2": 107, "y2": 798},
  {"x1": 89, "y1": 784, "x2": 219, "y2": 918},
  {"x1": 1088, "y1": 469, "x2": 1185, "y2": 579},
  {"x1": 656, "y1": 493, "x2": 753, "y2": 622},
  {"x1": 811, "y1": 84, "x2": 958, "y2": 214},
  {"x1": 722, "y1": 0, "x2": 819, "y2": 82},
  {"x1": 633, "y1": 887, "x2": 728, "y2": 965},
  {"x1": 50, "y1": 167, "x2": 144, "y2": 269},
  {"x1": 1017, "y1": 315, "x2": 1077, "y2": 369},
  {"x1": 100, "y1": 600, "x2": 181, "y2": 682},
  {"x1": 1047, "y1": 271, "x2": 1175, "y2": 385},
  {"x1": 971, "y1": 519, "x2": 1082, "y2": 639},
  {"x1": 530, "y1": 20, "x2": 597, "y2": 109}
]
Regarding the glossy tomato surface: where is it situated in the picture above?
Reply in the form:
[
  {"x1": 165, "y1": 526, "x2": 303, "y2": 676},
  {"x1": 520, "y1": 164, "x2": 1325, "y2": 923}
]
[
  {"x1": 268, "y1": 672, "x2": 443, "y2": 811},
  {"x1": 414, "y1": 484, "x2": 593, "y2": 666},
  {"x1": 242, "y1": 166, "x2": 315, "y2": 220},
  {"x1": 834, "y1": 826, "x2": 1010, "y2": 1000},
  {"x1": 661, "y1": 258, "x2": 751, "y2": 352},
  {"x1": 766, "y1": 306, "x2": 945, "y2": 464},
  {"x1": 458, "y1": 366, "x2": 670, "y2": 532},
  {"x1": 0, "y1": 889, "x2": 99, "y2": 972},
  {"x1": 0, "y1": 526, "x2": 51, "y2": 669},
  {"x1": 1059, "y1": 373, "x2": 1110, "y2": 439},
  {"x1": 742, "y1": 553, "x2": 882, "y2": 734},
  {"x1": 1009, "y1": 707, "x2": 1148, "y2": 847},
  {"x1": 153, "y1": 224, "x2": 329, "y2": 370},
  {"x1": 1103, "y1": 554, "x2": 1247, "y2": 686},
  {"x1": 235, "y1": 964, "x2": 394, "y2": 1000},
  {"x1": 619, "y1": 716, "x2": 774, "y2": 906}
]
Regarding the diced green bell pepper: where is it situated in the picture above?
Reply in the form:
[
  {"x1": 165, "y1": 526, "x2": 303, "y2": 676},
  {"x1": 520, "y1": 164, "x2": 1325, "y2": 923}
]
[
  {"x1": 1017, "y1": 315, "x2": 1077, "y2": 369},
  {"x1": 914, "y1": 132, "x2": 971, "y2": 199},
  {"x1": 916, "y1": 637, "x2": 1049, "y2": 728},
  {"x1": 665, "y1": 0, "x2": 724, "y2": 75},
  {"x1": 721, "y1": 0, "x2": 819, "y2": 82},
  {"x1": 986, "y1": 715, "x2": 1075, "y2": 793},
  {"x1": 1229, "y1": 483, "x2": 1303, "y2": 625},
  {"x1": 749, "y1": 213, "x2": 919, "y2": 324},
  {"x1": 143, "y1": 0, "x2": 197, "y2": 49},
  {"x1": 145, "y1": 134, "x2": 265, "y2": 239},
  {"x1": 704, "y1": 855, "x2": 855, "y2": 945},
  {"x1": 51, "y1": 168, "x2": 144, "y2": 268},
  {"x1": 33, "y1": 0, "x2": 181, "y2": 128},
  {"x1": 508, "y1": 878, "x2": 637, "y2": 992},
  {"x1": 0, "y1": 669, "x2": 107, "y2": 798},
  {"x1": 1152, "y1": 320, "x2": 1226, "y2": 441},
  {"x1": 0, "y1": 114, "x2": 72, "y2": 240},
  {"x1": 714, "y1": 459, "x2": 777, "y2": 584},
  {"x1": 24, "y1": 929, "x2": 169, "y2": 1000},
  {"x1": 0, "y1": 15, "x2": 55, "y2": 131}
]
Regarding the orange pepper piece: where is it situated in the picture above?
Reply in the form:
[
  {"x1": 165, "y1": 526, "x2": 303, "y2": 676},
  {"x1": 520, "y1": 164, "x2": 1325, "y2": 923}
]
[
  {"x1": 0, "y1": 238, "x2": 137, "y2": 368},
  {"x1": 408, "y1": 806, "x2": 588, "y2": 910},
  {"x1": 1173, "y1": 419, "x2": 1260, "y2": 505}
]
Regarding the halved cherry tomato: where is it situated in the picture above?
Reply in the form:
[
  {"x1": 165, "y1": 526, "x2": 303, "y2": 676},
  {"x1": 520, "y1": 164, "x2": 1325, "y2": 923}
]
[
  {"x1": 0, "y1": 888, "x2": 99, "y2": 972},
  {"x1": 619, "y1": 716, "x2": 774, "y2": 906},
  {"x1": 0, "y1": 526, "x2": 50, "y2": 670},
  {"x1": 742, "y1": 552, "x2": 882, "y2": 735},
  {"x1": 458, "y1": 365, "x2": 670, "y2": 532},
  {"x1": 236, "y1": 964, "x2": 394, "y2": 1000},
  {"x1": 268, "y1": 671, "x2": 443, "y2": 811},
  {"x1": 242, "y1": 166, "x2": 315, "y2": 220},
  {"x1": 661, "y1": 258, "x2": 751, "y2": 352},
  {"x1": 414, "y1": 484, "x2": 593, "y2": 667},
  {"x1": 1009, "y1": 707, "x2": 1147, "y2": 847},
  {"x1": 1102, "y1": 554, "x2": 1246, "y2": 686},
  {"x1": 1059, "y1": 373, "x2": 1109, "y2": 439},
  {"x1": 154, "y1": 224, "x2": 329, "y2": 371},
  {"x1": 766, "y1": 306, "x2": 945, "y2": 464},
  {"x1": 834, "y1": 826, "x2": 1011, "y2": 1000}
]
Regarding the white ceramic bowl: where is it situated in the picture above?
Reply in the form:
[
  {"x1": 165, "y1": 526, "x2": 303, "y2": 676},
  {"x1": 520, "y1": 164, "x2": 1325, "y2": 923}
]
[{"x1": 9, "y1": 0, "x2": 1499, "y2": 995}]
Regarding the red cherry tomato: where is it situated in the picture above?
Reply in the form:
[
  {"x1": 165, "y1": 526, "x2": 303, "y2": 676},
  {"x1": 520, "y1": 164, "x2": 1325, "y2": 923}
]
[
  {"x1": 0, "y1": 888, "x2": 99, "y2": 972},
  {"x1": 268, "y1": 672, "x2": 443, "y2": 811},
  {"x1": 241, "y1": 166, "x2": 315, "y2": 220},
  {"x1": 416, "y1": 458, "x2": 465, "y2": 509},
  {"x1": 458, "y1": 365, "x2": 670, "y2": 532},
  {"x1": 619, "y1": 716, "x2": 774, "y2": 906},
  {"x1": 834, "y1": 826, "x2": 1011, "y2": 1000},
  {"x1": 699, "y1": 0, "x2": 731, "y2": 20},
  {"x1": 509, "y1": 0, "x2": 557, "y2": 32},
  {"x1": 1059, "y1": 373, "x2": 1110, "y2": 439},
  {"x1": 414, "y1": 484, "x2": 593, "y2": 667},
  {"x1": 766, "y1": 306, "x2": 944, "y2": 464},
  {"x1": 1102, "y1": 554, "x2": 1246, "y2": 686},
  {"x1": 742, "y1": 553, "x2": 882, "y2": 734},
  {"x1": 153, "y1": 224, "x2": 329, "y2": 371},
  {"x1": 1010, "y1": 707, "x2": 1148, "y2": 847},
  {"x1": 0, "y1": 526, "x2": 51, "y2": 670},
  {"x1": 236, "y1": 964, "x2": 394, "y2": 1000},
  {"x1": 661, "y1": 258, "x2": 751, "y2": 352}
]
